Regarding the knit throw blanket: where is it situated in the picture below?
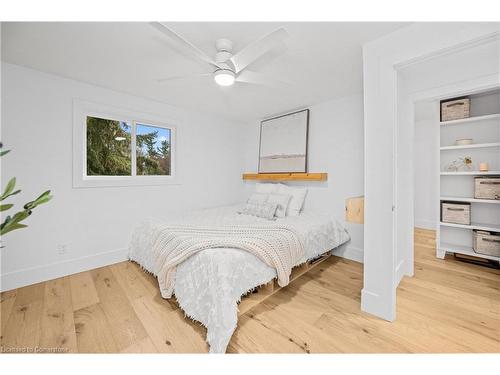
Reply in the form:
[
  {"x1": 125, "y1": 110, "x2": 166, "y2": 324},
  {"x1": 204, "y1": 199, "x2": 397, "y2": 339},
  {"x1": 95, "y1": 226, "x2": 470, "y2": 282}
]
[{"x1": 150, "y1": 223, "x2": 305, "y2": 298}]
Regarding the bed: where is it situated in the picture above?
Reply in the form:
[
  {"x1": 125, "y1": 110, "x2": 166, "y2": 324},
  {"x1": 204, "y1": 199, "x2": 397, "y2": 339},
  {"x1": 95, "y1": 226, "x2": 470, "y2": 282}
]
[{"x1": 128, "y1": 203, "x2": 350, "y2": 353}]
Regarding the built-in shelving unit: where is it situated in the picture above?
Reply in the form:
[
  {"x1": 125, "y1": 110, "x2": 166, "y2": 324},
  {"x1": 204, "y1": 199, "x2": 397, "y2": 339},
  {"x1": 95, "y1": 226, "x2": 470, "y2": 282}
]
[{"x1": 437, "y1": 88, "x2": 500, "y2": 263}]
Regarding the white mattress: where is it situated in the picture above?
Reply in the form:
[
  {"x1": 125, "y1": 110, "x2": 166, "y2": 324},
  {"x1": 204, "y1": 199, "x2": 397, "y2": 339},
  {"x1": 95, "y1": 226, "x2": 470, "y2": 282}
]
[{"x1": 128, "y1": 204, "x2": 350, "y2": 353}]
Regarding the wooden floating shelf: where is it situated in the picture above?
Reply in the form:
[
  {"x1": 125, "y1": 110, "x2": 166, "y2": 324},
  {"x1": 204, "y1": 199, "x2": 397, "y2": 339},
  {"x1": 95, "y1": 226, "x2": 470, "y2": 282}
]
[
  {"x1": 242, "y1": 172, "x2": 328, "y2": 181},
  {"x1": 345, "y1": 196, "x2": 365, "y2": 224}
]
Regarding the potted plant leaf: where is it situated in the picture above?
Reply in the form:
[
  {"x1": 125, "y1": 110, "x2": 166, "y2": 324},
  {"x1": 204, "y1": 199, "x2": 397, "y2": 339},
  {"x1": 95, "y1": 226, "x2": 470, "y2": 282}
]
[{"x1": 0, "y1": 143, "x2": 52, "y2": 239}]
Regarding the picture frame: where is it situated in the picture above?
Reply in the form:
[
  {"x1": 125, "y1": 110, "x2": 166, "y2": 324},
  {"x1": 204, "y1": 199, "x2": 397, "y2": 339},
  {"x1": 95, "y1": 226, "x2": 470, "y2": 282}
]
[{"x1": 258, "y1": 109, "x2": 309, "y2": 173}]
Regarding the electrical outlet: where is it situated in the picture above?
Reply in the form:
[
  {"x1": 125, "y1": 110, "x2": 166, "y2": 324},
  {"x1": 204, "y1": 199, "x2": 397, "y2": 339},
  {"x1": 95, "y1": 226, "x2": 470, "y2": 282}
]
[{"x1": 57, "y1": 244, "x2": 68, "y2": 255}]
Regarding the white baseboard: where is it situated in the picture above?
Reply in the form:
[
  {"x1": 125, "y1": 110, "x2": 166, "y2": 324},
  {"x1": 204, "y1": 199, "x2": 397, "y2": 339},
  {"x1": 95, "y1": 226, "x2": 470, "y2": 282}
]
[
  {"x1": 361, "y1": 288, "x2": 395, "y2": 321},
  {"x1": 2, "y1": 244, "x2": 364, "y2": 292},
  {"x1": 1, "y1": 248, "x2": 128, "y2": 292},
  {"x1": 332, "y1": 245, "x2": 364, "y2": 263},
  {"x1": 414, "y1": 219, "x2": 436, "y2": 230}
]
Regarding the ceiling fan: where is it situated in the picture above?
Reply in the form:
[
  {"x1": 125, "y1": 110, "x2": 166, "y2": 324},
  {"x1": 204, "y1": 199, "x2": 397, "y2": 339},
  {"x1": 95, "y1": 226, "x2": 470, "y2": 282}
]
[{"x1": 150, "y1": 22, "x2": 290, "y2": 87}]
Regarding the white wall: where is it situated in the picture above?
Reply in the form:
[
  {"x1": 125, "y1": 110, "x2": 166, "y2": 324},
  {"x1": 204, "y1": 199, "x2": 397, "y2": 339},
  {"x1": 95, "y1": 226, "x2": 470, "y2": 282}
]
[
  {"x1": 413, "y1": 101, "x2": 439, "y2": 230},
  {"x1": 0, "y1": 63, "x2": 247, "y2": 291},
  {"x1": 243, "y1": 94, "x2": 365, "y2": 262}
]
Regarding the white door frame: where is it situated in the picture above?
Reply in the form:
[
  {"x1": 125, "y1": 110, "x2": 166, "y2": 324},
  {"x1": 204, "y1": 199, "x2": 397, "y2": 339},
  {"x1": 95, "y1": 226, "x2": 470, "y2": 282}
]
[{"x1": 362, "y1": 23, "x2": 499, "y2": 321}]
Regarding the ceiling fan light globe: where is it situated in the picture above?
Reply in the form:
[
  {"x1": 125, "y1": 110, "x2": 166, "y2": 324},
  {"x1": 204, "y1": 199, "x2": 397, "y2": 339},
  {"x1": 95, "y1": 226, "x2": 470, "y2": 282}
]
[{"x1": 214, "y1": 70, "x2": 235, "y2": 86}]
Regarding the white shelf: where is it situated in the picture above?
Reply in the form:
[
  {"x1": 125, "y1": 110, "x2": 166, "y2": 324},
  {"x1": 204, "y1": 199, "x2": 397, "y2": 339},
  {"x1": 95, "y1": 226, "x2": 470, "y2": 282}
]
[
  {"x1": 440, "y1": 196, "x2": 500, "y2": 204},
  {"x1": 440, "y1": 113, "x2": 500, "y2": 126},
  {"x1": 437, "y1": 89, "x2": 500, "y2": 263},
  {"x1": 440, "y1": 171, "x2": 500, "y2": 175},
  {"x1": 440, "y1": 221, "x2": 500, "y2": 232},
  {"x1": 439, "y1": 242, "x2": 500, "y2": 261},
  {"x1": 440, "y1": 142, "x2": 500, "y2": 151}
]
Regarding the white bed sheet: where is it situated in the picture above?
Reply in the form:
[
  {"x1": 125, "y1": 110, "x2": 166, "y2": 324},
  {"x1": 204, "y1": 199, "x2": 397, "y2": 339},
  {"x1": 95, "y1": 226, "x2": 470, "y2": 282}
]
[{"x1": 128, "y1": 204, "x2": 350, "y2": 353}]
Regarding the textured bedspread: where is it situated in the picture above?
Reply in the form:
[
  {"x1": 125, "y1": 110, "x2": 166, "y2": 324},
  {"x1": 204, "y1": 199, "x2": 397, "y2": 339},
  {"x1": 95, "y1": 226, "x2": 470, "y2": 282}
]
[
  {"x1": 128, "y1": 204, "x2": 350, "y2": 353},
  {"x1": 151, "y1": 223, "x2": 304, "y2": 299}
]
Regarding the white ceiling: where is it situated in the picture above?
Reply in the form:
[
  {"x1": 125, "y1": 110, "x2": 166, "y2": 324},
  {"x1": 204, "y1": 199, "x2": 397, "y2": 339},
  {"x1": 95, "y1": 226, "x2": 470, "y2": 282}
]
[{"x1": 1, "y1": 22, "x2": 409, "y2": 122}]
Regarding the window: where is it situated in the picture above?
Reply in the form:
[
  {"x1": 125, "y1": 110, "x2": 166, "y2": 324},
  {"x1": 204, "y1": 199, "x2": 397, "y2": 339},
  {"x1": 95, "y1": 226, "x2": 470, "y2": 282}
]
[
  {"x1": 86, "y1": 117, "x2": 132, "y2": 176},
  {"x1": 85, "y1": 118, "x2": 172, "y2": 177},
  {"x1": 73, "y1": 100, "x2": 176, "y2": 187},
  {"x1": 136, "y1": 124, "x2": 171, "y2": 176}
]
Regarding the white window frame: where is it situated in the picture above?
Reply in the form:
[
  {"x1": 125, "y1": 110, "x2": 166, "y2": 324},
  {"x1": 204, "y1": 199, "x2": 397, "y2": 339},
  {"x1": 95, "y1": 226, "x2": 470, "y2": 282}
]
[{"x1": 73, "y1": 99, "x2": 178, "y2": 188}]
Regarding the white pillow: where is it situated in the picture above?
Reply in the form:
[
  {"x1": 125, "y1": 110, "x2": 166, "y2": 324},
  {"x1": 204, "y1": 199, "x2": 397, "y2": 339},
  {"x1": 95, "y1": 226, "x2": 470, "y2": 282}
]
[
  {"x1": 247, "y1": 192, "x2": 268, "y2": 204},
  {"x1": 266, "y1": 193, "x2": 292, "y2": 218},
  {"x1": 238, "y1": 201, "x2": 277, "y2": 220},
  {"x1": 277, "y1": 184, "x2": 307, "y2": 216},
  {"x1": 255, "y1": 182, "x2": 278, "y2": 194}
]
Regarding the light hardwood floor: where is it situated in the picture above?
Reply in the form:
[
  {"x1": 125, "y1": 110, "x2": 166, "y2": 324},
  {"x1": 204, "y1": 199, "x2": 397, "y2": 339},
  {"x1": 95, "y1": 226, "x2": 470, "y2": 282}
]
[{"x1": 1, "y1": 228, "x2": 499, "y2": 353}]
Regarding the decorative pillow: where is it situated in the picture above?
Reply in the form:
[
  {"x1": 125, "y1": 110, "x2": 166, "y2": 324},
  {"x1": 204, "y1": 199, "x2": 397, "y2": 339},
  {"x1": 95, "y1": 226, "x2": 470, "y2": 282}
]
[
  {"x1": 277, "y1": 184, "x2": 308, "y2": 216},
  {"x1": 247, "y1": 192, "x2": 269, "y2": 204},
  {"x1": 266, "y1": 193, "x2": 292, "y2": 218},
  {"x1": 255, "y1": 182, "x2": 278, "y2": 194},
  {"x1": 238, "y1": 201, "x2": 278, "y2": 220}
]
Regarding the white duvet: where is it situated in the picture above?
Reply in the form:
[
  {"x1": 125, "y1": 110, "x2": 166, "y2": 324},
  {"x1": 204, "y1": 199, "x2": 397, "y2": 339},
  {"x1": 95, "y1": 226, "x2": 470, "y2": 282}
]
[{"x1": 128, "y1": 204, "x2": 350, "y2": 353}]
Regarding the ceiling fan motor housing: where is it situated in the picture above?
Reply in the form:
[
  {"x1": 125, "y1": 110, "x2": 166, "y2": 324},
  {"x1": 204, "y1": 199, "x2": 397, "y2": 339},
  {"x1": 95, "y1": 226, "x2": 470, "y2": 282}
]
[
  {"x1": 215, "y1": 38, "x2": 233, "y2": 53},
  {"x1": 215, "y1": 38, "x2": 235, "y2": 72},
  {"x1": 215, "y1": 51, "x2": 232, "y2": 65}
]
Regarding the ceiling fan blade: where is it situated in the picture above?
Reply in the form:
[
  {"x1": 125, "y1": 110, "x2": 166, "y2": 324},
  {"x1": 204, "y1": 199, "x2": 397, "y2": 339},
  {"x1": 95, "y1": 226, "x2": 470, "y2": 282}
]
[
  {"x1": 236, "y1": 70, "x2": 291, "y2": 87},
  {"x1": 150, "y1": 22, "x2": 221, "y2": 69},
  {"x1": 157, "y1": 73, "x2": 212, "y2": 83},
  {"x1": 229, "y1": 28, "x2": 288, "y2": 73}
]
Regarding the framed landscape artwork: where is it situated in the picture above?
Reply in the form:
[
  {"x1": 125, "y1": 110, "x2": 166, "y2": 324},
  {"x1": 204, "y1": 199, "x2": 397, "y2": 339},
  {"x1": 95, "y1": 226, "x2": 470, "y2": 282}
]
[{"x1": 258, "y1": 109, "x2": 309, "y2": 173}]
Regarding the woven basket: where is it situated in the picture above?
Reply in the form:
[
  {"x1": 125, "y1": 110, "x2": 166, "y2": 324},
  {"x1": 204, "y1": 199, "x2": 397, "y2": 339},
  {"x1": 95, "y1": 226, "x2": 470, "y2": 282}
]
[
  {"x1": 441, "y1": 202, "x2": 471, "y2": 225},
  {"x1": 474, "y1": 177, "x2": 500, "y2": 200},
  {"x1": 441, "y1": 98, "x2": 470, "y2": 121},
  {"x1": 473, "y1": 230, "x2": 500, "y2": 257}
]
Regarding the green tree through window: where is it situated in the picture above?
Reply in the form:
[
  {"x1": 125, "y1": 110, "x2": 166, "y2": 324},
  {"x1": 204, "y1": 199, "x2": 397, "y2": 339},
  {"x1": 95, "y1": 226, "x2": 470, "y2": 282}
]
[
  {"x1": 136, "y1": 124, "x2": 171, "y2": 176},
  {"x1": 86, "y1": 117, "x2": 132, "y2": 175},
  {"x1": 86, "y1": 117, "x2": 171, "y2": 177}
]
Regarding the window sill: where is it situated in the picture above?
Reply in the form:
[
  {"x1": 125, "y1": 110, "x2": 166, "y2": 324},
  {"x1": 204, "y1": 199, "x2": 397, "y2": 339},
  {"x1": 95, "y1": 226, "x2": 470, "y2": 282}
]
[{"x1": 73, "y1": 176, "x2": 181, "y2": 188}]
